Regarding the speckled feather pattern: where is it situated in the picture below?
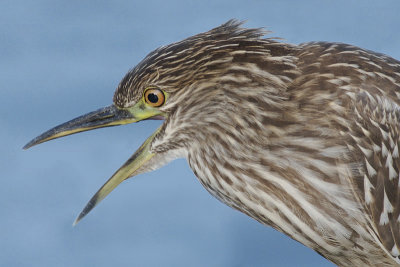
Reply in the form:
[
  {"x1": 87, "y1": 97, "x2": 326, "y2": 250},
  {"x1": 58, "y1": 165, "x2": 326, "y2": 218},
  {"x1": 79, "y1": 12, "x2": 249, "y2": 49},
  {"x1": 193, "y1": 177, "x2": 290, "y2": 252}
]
[{"x1": 114, "y1": 20, "x2": 400, "y2": 266}]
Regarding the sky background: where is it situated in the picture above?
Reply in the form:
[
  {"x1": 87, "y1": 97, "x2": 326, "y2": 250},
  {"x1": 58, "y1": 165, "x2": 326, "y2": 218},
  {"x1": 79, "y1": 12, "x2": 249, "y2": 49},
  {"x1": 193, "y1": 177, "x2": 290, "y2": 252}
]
[{"x1": 2, "y1": 1, "x2": 400, "y2": 266}]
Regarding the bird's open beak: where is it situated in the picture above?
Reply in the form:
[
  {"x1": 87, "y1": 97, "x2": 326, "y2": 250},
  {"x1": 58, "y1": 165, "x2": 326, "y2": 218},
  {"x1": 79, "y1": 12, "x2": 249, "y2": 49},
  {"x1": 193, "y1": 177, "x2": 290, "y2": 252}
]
[{"x1": 24, "y1": 102, "x2": 165, "y2": 225}]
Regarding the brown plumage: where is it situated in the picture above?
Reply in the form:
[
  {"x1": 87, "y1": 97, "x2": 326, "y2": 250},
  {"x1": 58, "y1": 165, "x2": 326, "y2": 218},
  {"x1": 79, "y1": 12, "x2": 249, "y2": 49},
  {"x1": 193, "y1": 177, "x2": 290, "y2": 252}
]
[{"x1": 25, "y1": 20, "x2": 400, "y2": 266}]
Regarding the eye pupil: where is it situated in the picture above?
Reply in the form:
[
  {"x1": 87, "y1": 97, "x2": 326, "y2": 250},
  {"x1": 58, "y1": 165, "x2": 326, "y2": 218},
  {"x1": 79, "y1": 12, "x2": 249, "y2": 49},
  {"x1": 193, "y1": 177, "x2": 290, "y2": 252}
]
[{"x1": 148, "y1": 93, "x2": 159, "y2": 103}]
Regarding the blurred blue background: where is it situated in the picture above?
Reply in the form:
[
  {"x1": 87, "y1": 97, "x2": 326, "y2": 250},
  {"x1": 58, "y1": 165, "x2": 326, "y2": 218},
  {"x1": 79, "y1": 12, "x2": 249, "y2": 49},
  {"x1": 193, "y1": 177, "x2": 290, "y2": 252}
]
[{"x1": 2, "y1": 1, "x2": 400, "y2": 266}]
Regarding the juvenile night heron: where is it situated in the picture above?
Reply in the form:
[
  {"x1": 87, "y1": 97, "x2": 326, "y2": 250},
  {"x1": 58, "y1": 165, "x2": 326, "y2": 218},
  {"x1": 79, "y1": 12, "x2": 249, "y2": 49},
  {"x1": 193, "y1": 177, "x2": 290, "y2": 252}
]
[{"x1": 24, "y1": 20, "x2": 400, "y2": 266}]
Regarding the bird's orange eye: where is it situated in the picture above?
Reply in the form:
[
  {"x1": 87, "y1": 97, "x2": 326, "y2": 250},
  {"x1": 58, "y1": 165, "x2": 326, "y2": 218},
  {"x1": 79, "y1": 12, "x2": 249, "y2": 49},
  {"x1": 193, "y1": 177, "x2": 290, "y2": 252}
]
[{"x1": 144, "y1": 88, "x2": 165, "y2": 107}]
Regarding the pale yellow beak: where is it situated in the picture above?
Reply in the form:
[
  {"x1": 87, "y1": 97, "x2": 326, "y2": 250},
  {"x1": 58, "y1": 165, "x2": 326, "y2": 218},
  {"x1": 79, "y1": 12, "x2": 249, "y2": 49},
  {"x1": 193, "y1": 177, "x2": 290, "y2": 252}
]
[
  {"x1": 73, "y1": 129, "x2": 158, "y2": 225},
  {"x1": 24, "y1": 102, "x2": 165, "y2": 224}
]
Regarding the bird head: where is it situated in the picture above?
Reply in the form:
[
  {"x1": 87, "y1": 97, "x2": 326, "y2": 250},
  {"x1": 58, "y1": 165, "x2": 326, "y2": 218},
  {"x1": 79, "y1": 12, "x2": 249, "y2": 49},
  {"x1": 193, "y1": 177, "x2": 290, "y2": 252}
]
[{"x1": 24, "y1": 20, "x2": 296, "y2": 224}]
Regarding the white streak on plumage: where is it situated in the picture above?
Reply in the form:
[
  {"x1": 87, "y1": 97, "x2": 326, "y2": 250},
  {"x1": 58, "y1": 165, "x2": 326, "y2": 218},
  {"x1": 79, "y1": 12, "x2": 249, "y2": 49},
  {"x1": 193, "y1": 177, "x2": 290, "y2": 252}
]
[
  {"x1": 364, "y1": 175, "x2": 374, "y2": 205},
  {"x1": 380, "y1": 190, "x2": 394, "y2": 225}
]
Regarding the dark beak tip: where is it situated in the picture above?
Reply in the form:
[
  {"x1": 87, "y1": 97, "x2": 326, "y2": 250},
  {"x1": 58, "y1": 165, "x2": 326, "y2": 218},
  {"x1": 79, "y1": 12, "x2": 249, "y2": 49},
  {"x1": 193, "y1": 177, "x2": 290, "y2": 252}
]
[
  {"x1": 22, "y1": 141, "x2": 34, "y2": 150},
  {"x1": 23, "y1": 138, "x2": 41, "y2": 150}
]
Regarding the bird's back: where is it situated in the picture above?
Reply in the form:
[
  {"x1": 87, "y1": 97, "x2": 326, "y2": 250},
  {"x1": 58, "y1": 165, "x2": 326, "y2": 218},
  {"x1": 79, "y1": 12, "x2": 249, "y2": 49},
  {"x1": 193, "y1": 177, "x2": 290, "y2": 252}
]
[
  {"x1": 187, "y1": 40, "x2": 400, "y2": 266},
  {"x1": 277, "y1": 42, "x2": 400, "y2": 265}
]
